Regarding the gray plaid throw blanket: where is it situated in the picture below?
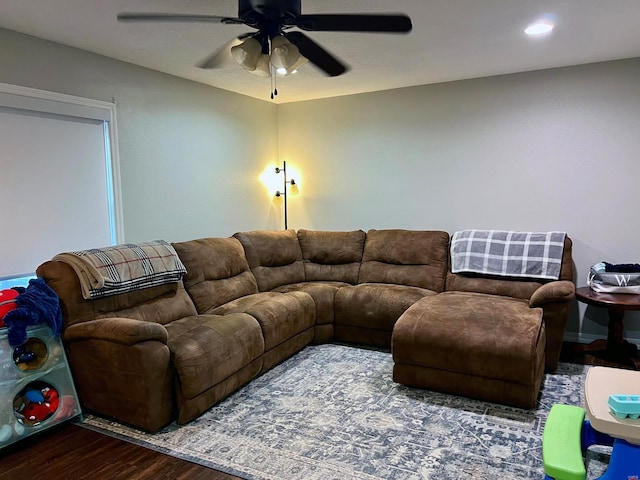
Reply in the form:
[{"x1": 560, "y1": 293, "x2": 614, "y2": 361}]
[
  {"x1": 451, "y1": 230, "x2": 566, "y2": 280},
  {"x1": 53, "y1": 240, "x2": 186, "y2": 299}
]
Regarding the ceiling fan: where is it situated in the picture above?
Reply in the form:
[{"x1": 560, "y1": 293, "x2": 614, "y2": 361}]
[{"x1": 117, "y1": 0, "x2": 412, "y2": 79}]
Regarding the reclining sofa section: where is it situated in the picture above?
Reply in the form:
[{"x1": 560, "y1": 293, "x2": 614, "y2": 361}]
[{"x1": 36, "y1": 229, "x2": 575, "y2": 432}]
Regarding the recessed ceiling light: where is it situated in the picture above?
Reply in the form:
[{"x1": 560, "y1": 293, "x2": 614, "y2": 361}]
[{"x1": 525, "y1": 20, "x2": 555, "y2": 36}]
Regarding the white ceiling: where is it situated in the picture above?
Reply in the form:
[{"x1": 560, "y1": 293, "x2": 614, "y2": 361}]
[{"x1": 1, "y1": 0, "x2": 640, "y2": 104}]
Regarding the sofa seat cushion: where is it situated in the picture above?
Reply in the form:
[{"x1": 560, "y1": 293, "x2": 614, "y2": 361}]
[
  {"x1": 165, "y1": 313, "x2": 264, "y2": 400},
  {"x1": 210, "y1": 292, "x2": 282, "y2": 315},
  {"x1": 273, "y1": 281, "x2": 349, "y2": 325},
  {"x1": 335, "y1": 283, "x2": 437, "y2": 331},
  {"x1": 213, "y1": 291, "x2": 315, "y2": 351},
  {"x1": 392, "y1": 291, "x2": 545, "y2": 408}
]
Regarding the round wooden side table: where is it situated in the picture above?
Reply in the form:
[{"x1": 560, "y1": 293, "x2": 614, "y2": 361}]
[{"x1": 575, "y1": 286, "x2": 640, "y2": 370}]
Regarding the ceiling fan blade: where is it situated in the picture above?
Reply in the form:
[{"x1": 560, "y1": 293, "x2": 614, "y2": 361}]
[
  {"x1": 197, "y1": 33, "x2": 254, "y2": 69},
  {"x1": 284, "y1": 31, "x2": 348, "y2": 77},
  {"x1": 117, "y1": 13, "x2": 244, "y2": 24},
  {"x1": 293, "y1": 14, "x2": 412, "y2": 33}
]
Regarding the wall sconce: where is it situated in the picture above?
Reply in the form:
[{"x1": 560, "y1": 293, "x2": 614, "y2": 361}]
[{"x1": 274, "y1": 161, "x2": 299, "y2": 230}]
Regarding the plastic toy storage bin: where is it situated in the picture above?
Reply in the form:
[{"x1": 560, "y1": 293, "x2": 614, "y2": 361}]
[{"x1": 0, "y1": 324, "x2": 81, "y2": 448}]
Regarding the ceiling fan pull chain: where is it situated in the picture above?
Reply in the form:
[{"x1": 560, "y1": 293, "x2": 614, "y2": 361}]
[
  {"x1": 274, "y1": 68, "x2": 278, "y2": 98},
  {"x1": 269, "y1": 36, "x2": 275, "y2": 99},
  {"x1": 269, "y1": 40, "x2": 278, "y2": 100},
  {"x1": 270, "y1": 65, "x2": 275, "y2": 99}
]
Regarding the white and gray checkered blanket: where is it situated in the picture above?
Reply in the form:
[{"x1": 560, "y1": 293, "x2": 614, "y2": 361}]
[
  {"x1": 53, "y1": 240, "x2": 186, "y2": 299},
  {"x1": 450, "y1": 230, "x2": 566, "y2": 280}
]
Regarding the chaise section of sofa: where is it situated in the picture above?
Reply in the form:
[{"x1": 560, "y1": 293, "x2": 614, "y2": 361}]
[
  {"x1": 444, "y1": 236, "x2": 575, "y2": 371},
  {"x1": 392, "y1": 291, "x2": 546, "y2": 408},
  {"x1": 334, "y1": 229, "x2": 450, "y2": 347}
]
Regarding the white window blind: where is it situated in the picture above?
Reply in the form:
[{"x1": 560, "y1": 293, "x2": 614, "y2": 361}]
[{"x1": 0, "y1": 84, "x2": 122, "y2": 279}]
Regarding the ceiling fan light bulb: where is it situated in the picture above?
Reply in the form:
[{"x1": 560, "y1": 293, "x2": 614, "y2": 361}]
[
  {"x1": 276, "y1": 54, "x2": 309, "y2": 75},
  {"x1": 270, "y1": 36, "x2": 300, "y2": 69}
]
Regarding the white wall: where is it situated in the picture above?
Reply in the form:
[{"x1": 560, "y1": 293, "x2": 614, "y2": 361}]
[
  {"x1": 2, "y1": 27, "x2": 639, "y2": 344},
  {"x1": 278, "y1": 58, "x2": 640, "y2": 343},
  {"x1": 0, "y1": 28, "x2": 281, "y2": 244}
]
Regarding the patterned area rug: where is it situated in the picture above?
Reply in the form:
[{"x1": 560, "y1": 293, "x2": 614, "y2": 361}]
[{"x1": 81, "y1": 344, "x2": 610, "y2": 479}]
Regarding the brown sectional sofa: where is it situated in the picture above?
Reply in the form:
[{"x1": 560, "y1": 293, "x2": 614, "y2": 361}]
[{"x1": 36, "y1": 228, "x2": 575, "y2": 432}]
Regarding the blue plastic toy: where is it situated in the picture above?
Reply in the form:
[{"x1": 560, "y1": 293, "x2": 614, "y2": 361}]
[{"x1": 609, "y1": 394, "x2": 640, "y2": 419}]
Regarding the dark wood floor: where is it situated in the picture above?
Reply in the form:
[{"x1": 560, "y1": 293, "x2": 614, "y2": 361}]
[
  {"x1": 0, "y1": 422, "x2": 239, "y2": 480},
  {"x1": 1, "y1": 341, "x2": 637, "y2": 480},
  {"x1": 0, "y1": 422, "x2": 242, "y2": 480},
  {"x1": 559, "y1": 340, "x2": 640, "y2": 369}
]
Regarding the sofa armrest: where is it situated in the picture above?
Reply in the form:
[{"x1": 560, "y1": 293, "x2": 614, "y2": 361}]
[
  {"x1": 64, "y1": 317, "x2": 168, "y2": 346},
  {"x1": 529, "y1": 281, "x2": 575, "y2": 308}
]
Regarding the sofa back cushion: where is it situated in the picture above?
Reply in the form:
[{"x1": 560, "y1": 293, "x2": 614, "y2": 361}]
[
  {"x1": 234, "y1": 230, "x2": 305, "y2": 291},
  {"x1": 36, "y1": 260, "x2": 198, "y2": 328},
  {"x1": 445, "y1": 236, "x2": 574, "y2": 299},
  {"x1": 297, "y1": 229, "x2": 366, "y2": 284},
  {"x1": 358, "y1": 229, "x2": 450, "y2": 291},
  {"x1": 172, "y1": 237, "x2": 259, "y2": 313}
]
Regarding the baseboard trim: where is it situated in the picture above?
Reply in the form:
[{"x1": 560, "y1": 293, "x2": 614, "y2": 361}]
[{"x1": 563, "y1": 332, "x2": 640, "y2": 347}]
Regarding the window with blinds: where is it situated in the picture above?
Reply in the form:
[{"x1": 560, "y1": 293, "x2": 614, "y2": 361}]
[{"x1": 0, "y1": 83, "x2": 122, "y2": 288}]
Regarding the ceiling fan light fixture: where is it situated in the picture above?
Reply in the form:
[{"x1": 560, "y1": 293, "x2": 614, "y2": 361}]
[
  {"x1": 231, "y1": 37, "x2": 262, "y2": 70},
  {"x1": 270, "y1": 35, "x2": 301, "y2": 69},
  {"x1": 118, "y1": 1, "x2": 414, "y2": 87}
]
